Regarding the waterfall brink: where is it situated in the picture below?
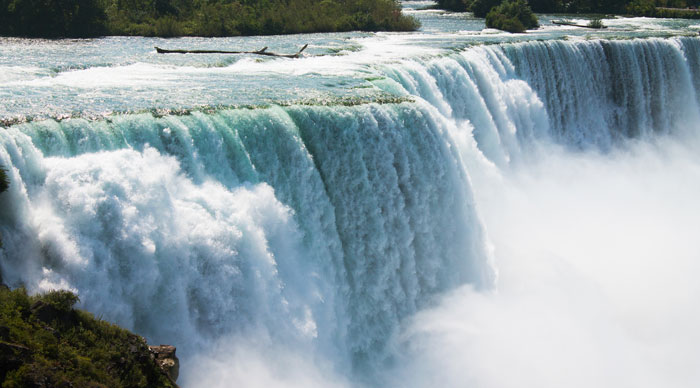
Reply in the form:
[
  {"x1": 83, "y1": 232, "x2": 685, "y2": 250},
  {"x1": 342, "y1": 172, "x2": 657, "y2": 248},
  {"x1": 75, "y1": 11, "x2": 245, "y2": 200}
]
[
  {"x1": 380, "y1": 37, "x2": 700, "y2": 164},
  {"x1": 0, "y1": 103, "x2": 493, "y2": 374},
  {"x1": 1, "y1": 35, "x2": 699, "y2": 384}
]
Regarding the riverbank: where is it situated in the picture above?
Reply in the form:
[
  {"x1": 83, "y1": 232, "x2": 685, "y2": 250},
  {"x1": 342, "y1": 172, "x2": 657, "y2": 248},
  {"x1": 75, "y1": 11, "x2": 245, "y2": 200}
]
[
  {"x1": 433, "y1": 0, "x2": 700, "y2": 20},
  {"x1": 0, "y1": 0, "x2": 419, "y2": 38}
]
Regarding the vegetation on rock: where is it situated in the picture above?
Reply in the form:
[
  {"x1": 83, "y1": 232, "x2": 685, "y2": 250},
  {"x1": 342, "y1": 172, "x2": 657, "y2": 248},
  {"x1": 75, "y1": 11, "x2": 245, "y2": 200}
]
[
  {"x1": 0, "y1": 0, "x2": 419, "y2": 38},
  {"x1": 587, "y1": 17, "x2": 604, "y2": 27},
  {"x1": 486, "y1": 0, "x2": 539, "y2": 32},
  {"x1": 0, "y1": 286, "x2": 177, "y2": 387}
]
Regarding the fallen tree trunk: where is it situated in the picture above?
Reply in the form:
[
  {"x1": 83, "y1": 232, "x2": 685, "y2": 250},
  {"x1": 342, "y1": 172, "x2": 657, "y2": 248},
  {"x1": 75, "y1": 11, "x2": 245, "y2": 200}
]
[
  {"x1": 551, "y1": 20, "x2": 607, "y2": 29},
  {"x1": 154, "y1": 44, "x2": 308, "y2": 58}
]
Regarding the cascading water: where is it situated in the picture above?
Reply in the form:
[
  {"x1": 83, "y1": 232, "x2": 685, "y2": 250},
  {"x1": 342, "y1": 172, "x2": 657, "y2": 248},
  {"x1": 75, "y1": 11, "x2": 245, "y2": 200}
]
[
  {"x1": 1, "y1": 13, "x2": 700, "y2": 387},
  {"x1": 0, "y1": 102, "x2": 494, "y2": 377},
  {"x1": 379, "y1": 37, "x2": 700, "y2": 157}
]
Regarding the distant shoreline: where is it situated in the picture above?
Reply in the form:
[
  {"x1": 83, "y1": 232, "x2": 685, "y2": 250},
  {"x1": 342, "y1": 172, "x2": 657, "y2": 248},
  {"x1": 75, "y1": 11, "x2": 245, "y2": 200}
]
[
  {"x1": 0, "y1": 0, "x2": 420, "y2": 39},
  {"x1": 432, "y1": 0, "x2": 700, "y2": 20}
]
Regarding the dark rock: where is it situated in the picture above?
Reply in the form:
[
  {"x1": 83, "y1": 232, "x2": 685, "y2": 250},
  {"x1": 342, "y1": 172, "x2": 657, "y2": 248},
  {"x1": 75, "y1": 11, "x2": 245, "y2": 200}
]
[{"x1": 149, "y1": 345, "x2": 179, "y2": 383}]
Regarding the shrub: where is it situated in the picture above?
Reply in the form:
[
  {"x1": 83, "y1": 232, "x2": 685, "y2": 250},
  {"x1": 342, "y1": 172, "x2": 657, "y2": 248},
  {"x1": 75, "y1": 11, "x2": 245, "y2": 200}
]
[
  {"x1": 587, "y1": 18, "x2": 604, "y2": 28},
  {"x1": 39, "y1": 290, "x2": 80, "y2": 312},
  {"x1": 485, "y1": 0, "x2": 539, "y2": 32},
  {"x1": 472, "y1": 0, "x2": 504, "y2": 17}
]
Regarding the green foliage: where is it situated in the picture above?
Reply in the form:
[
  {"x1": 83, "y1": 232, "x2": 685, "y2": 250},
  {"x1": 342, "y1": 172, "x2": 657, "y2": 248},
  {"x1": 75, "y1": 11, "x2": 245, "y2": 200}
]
[
  {"x1": 653, "y1": 6, "x2": 700, "y2": 17},
  {"x1": 36, "y1": 289, "x2": 80, "y2": 312},
  {"x1": 0, "y1": 0, "x2": 106, "y2": 37},
  {"x1": 472, "y1": 0, "x2": 504, "y2": 17},
  {"x1": 587, "y1": 17, "x2": 604, "y2": 27},
  {"x1": 627, "y1": 0, "x2": 658, "y2": 13},
  {"x1": 436, "y1": 0, "x2": 473, "y2": 11},
  {"x1": 433, "y1": 0, "x2": 700, "y2": 16},
  {"x1": 624, "y1": 0, "x2": 700, "y2": 17},
  {"x1": 0, "y1": 287, "x2": 175, "y2": 387},
  {"x1": 561, "y1": 0, "x2": 634, "y2": 13},
  {"x1": 0, "y1": 0, "x2": 419, "y2": 38},
  {"x1": 486, "y1": 0, "x2": 539, "y2": 32},
  {"x1": 528, "y1": 0, "x2": 564, "y2": 12}
]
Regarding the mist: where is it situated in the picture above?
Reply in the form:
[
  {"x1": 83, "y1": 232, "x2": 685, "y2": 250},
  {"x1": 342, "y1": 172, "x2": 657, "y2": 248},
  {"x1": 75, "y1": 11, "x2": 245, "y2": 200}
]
[{"x1": 384, "y1": 134, "x2": 700, "y2": 388}]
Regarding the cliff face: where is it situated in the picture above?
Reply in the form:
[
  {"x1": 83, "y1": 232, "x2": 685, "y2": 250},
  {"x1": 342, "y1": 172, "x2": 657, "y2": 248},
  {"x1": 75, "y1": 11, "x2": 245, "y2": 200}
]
[{"x1": 0, "y1": 286, "x2": 179, "y2": 388}]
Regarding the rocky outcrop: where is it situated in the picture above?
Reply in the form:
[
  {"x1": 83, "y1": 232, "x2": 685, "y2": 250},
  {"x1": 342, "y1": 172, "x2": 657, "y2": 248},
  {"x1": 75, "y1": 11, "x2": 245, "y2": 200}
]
[
  {"x1": 0, "y1": 287, "x2": 179, "y2": 387},
  {"x1": 150, "y1": 345, "x2": 180, "y2": 383}
]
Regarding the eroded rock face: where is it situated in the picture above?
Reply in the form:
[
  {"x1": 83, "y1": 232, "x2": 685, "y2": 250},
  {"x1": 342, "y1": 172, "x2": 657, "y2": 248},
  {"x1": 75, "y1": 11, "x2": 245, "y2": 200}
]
[{"x1": 149, "y1": 345, "x2": 179, "y2": 383}]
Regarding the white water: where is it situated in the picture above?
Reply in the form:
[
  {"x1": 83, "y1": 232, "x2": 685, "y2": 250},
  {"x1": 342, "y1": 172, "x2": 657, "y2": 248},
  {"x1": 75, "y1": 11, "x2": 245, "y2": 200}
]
[{"x1": 1, "y1": 19, "x2": 700, "y2": 388}]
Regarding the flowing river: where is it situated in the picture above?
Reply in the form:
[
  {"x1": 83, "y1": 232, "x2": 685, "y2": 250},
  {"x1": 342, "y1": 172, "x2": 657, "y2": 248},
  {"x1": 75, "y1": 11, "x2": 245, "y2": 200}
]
[{"x1": 2, "y1": 2, "x2": 700, "y2": 387}]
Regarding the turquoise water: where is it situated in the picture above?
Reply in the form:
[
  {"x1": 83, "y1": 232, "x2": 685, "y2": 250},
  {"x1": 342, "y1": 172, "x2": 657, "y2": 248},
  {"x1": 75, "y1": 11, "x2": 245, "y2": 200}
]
[{"x1": 2, "y1": 3, "x2": 700, "y2": 387}]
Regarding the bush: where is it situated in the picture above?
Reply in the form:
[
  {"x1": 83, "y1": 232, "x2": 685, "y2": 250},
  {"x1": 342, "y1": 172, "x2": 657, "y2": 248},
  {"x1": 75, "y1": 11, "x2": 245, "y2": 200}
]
[
  {"x1": 38, "y1": 290, "x2": 80, "y2": 312},
  {"x1": 472, "y1": 0, "x2": 504, "y2": 17},
  {"x1": 587, "y1": 18, "x2": 604, "y2": 28},
  {"x1": 485, "y1": 0, "x2": 539, "y2": 32}
]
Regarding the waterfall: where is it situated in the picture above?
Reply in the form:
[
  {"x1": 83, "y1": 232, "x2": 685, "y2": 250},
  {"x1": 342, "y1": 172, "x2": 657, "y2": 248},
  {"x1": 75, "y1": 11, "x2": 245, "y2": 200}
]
[
  {"x1": 1, "y1": 35, "x2": 699, "y2": 385},
  {"x1": 379, "y1": 37, "x2": 700, "y2": 161},
  {"x1": 0, "y1": 103, "x2": 493, "y2": 373}
]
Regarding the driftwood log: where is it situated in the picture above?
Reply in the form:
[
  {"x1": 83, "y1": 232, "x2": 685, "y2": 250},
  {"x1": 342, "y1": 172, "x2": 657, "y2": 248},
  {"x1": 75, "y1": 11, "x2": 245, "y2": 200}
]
[
  {"x1": 551, "y1": 20, "x2": 607, "y2": 29},
  {"x1": 154, "y1": 44, "x2": 308, "y2": 58}
]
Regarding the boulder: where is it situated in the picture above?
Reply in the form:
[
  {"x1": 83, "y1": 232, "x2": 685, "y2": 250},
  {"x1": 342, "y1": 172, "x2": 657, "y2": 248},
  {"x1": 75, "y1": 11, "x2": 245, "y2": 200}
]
[{"x1": 149, "y1": 345, "x2": 179, "y2": 383}]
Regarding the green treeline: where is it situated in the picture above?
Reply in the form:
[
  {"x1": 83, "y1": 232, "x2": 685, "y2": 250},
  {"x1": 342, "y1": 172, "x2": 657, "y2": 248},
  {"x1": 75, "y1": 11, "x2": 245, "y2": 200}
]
[
  {"x1": 437, "y1": 0, "x2": 700, "y2": 32},
  {"x1": 0, "y1": 0, "x2": 419, "y2": 38},
  {"x1": 437, "y1": 0, "x2": 700, "y2": 15}
]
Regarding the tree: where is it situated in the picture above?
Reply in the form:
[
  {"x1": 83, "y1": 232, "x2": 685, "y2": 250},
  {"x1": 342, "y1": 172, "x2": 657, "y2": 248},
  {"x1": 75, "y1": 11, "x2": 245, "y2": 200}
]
[
  {"x1": 486, "y1": 0, "x2": 539, "y2": 32},
  {"x1": 627, "y1": 0, "x2": 656, "y2": 14},
  {"x1": 472, "y1": 0, "x2": 503, "y2": 17},
  {"x1": 528, "y1": 0, "x2": 563, "y2": 12},
  {"x1": 436, "y1": 0, "x2": 472, "y2": 11}
]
